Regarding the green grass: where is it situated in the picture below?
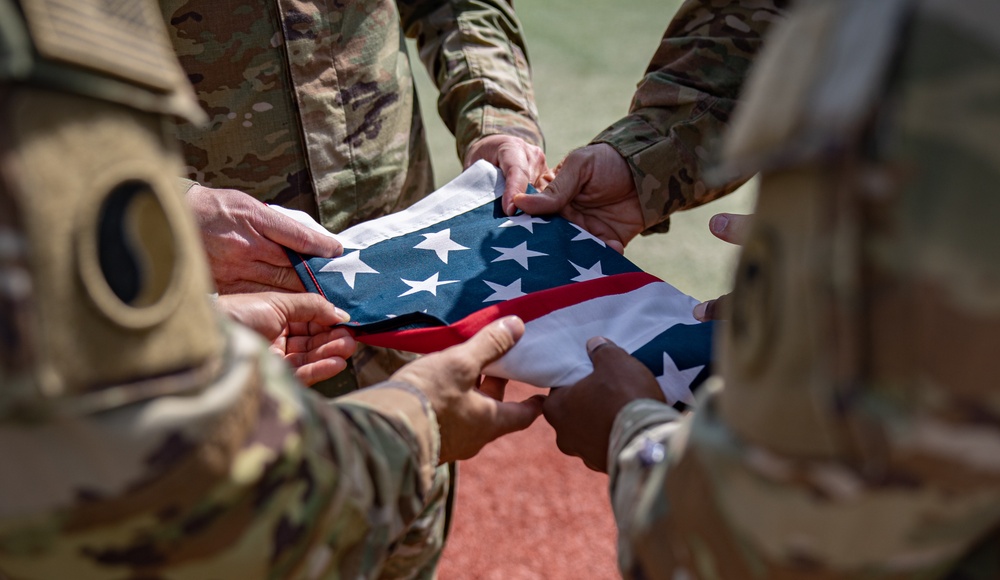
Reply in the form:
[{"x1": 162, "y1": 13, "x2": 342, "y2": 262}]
[{"x1": 407, "y1": 0, "x2": 755, "y2": 301}]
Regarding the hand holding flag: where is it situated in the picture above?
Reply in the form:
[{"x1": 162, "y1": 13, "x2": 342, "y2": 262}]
[{"x1": 280, "y1": 161, "x2": 715, "y2": 406}]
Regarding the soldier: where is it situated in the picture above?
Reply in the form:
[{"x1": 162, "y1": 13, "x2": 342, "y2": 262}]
[
  {"x1": 536, "y1": 0, "x2": 1000, "y2": 578},
  {"x1": 160, "y1": 2, "x2": 550, "y2": 574},
  {"x1": 0, "y1": 1, "x2": 542, "y2": 578},
  {"x1": 159, "y1": 0, "x2": 548, "y2": 379},
  {"x1": 516, "y1": 0, "x2": 787, "y2": 251}
]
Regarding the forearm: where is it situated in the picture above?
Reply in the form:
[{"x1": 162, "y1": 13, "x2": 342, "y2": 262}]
[
  {"x1": 187, "y1": 332, "x2": 445, "y2": 575},
  {"x1": 399, "y1": 0, "x2": 544, "y2": 159},
  {"x1": 595, "y1": 0, "x2": 789, "y2": 230},
  {"x1": 190, "y1": 329, "x2": 444, "y2": 575},
  {"x1": 336, "y1": 381, "x2": 441, "y2": 495}
]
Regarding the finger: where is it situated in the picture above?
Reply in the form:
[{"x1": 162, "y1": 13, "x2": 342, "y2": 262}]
[
  {"x1": 485, "y1": 394, "x2": 545, "y2": 439},
  {"x1": 498, "y1": 148, "x2": 531, "y2": 216},
  {"x1": 709, "y1": 213, "x2": 752, "y2": 245},
  {"x1": 513, "y1": 152, "x2": 585, "y2": 215},
  {"x1": 451, "y1": 316, "x2": 525, "y2": 377},
  {"x1": 576, "y1": 214, "x2": 626, "y2": 251},
  {"x1": 693, "y1": 300, "x2": 713, "y2": 322},
  {"x1": 288, "y1": 319, "x2": 346, "y2": 337},
  {"x1": 286, "y1": 333, "x2": 357, "y2": 363},
  {"x1": 541, "y1": 386, "x2": 572, "y2": 429},
  {"x1": 256, "y1": 206, "x2": 344, "y2": 259},
  {"x1": 294, "y1": 358, "x2": 349, "y2": 386},
  {"x1": 478, "y1": 376, "x2": 508, "y2": 401},
  {"x1": 544, "y1": 398, "x2": 588, "y2": 462},
  {"x1": 275, "y1": 292, "x2": 350, "y2": 326},
  {"x1": 284, "y1": 327, "x2": 348, "y2": 351},
  {"x1": 585, "y1": 336, "x2": 631, "y2": 369},
  {"x1": 534, "y1": 166, "x2": 556, "y2": 191},
  {"x1": 242, "y1": 262, "x2": 308, "y2": 292},
  {"x1": 218, "y1": 278, "x2": 299, "y2": 295},
  {"x1": 693, "y1": 294, "x2": 731, "y2": 321}
]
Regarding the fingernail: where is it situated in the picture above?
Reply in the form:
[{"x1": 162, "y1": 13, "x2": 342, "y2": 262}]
[
  {"x1": 498, "y1": 315, "x2": 523, "y2": 334},
  {"x1": 586, "y1": 336, "x2": 610, "y2": 353},
  {"x1": 506, "y1": 202, "x2": 516, "y2": 215},
  {"x1": 709, "y1": 214, "x2": 729, "y2": 235},
  {"x1": 693, "y1": 302, "x2": 708, "y2": 321},
  {"x1": 335, "y1": 307, "x2": 350, "y2": 322}
]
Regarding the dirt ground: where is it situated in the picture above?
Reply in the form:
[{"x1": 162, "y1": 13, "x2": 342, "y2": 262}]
[{"x1": 437, "y1": 382, "x2": 619, "y2": 579}]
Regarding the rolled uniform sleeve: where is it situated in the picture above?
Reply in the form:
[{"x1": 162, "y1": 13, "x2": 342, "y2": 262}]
[
  {"x1": 593, "y1": 0, "x2": 788, "y2": 232},
  {"x1": 398, "y1": 0, "x2": 544, "y2": 160}
]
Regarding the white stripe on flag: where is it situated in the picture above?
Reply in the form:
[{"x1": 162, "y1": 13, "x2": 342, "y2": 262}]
[
  {"x1": 269, "y1": 160, "x2": 504, "y2": 250},
  {"x1": 485, "y1": 280, "x2": 700, "y2": 404}
]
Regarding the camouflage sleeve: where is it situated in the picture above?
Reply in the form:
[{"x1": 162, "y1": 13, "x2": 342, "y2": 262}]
[
  {"x1": 593, "y1": 0, "x2": 788, "y2": 232},
  {"x1": 0, "y1": 323, "x2": 444, "y2": 579},
  {"x1": 398, "y1": 0, "x2": 544, "y2": 160},
  {"x1": 607, "y1": 398, "x2": 687, "y2": 577}
]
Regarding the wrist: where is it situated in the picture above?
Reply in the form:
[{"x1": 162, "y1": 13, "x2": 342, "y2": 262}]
[{"x1": 458, "y1": 113, "x2": 544, "y2": 163}]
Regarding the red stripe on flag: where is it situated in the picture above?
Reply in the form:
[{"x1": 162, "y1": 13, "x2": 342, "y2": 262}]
[
  {"x1": 299, "y1": 255, "x2": 327, "y2": 300},
  {"x1": 358, "y1": 271, "x2": 661, "y2": 353}
]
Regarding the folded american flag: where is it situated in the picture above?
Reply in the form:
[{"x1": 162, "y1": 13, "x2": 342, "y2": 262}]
[{"x1": 281, "y1": 161, "x2": 714, "y2": 405}]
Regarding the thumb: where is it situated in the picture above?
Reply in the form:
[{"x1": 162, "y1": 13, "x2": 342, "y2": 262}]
[
  {"x1": 708, "y1": 213, "x2": 752, "y2": 246},
  {"x1": 487, "y1": 395, "x2": 545, "y2": 439},
  {"x1": 513, "y1": 155, "x2": 585, "y2": 215},
  {"x1": 455, "y1": 316, "x2": 525, "y2": 374},
  {"x1": 585, "y1": 336, "x2": 629, "y2": 367},
  {"x1": 259, "y1": 209, "x2": 344, "y2": 259},
  {"x1": 275, "y1": 292, "x2": 350, "y2": 326},
  {"x1": 693, "y1": 293, "x2": 731, "y2": 322}
]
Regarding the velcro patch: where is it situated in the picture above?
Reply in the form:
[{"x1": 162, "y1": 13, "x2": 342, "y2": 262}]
[{"x1": 19, "y1": 0, "x2": 186, "y2": 93}]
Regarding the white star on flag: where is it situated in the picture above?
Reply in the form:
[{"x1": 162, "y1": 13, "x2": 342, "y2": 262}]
[
  {"x1": 399, "y1": 272, "x2": 459, "y2": 297},
  {"x1": 318, "y1": 250, "x2": 379, "y2": 289},
  {"x1": 413, "y1": 228, "x2": 469, "y2": 264},
  {"x1": 491, "y1": 242, "x2": 547, "y2": 270},
  {"x1": 482, "y1": 278, "x2": 527, "y2": 302},
  {"x1": 569, "y1": 260, "x2": 606, "y2": 282},
  {"x1": 499, "y1": 213, "x2": 548, "y2": 233},
  {"x1": 657, "y1": 352, "x2": 704, "y2": 406},
  {"x1": 569, "y1": 223, "x2": 607, "y2": 247}
]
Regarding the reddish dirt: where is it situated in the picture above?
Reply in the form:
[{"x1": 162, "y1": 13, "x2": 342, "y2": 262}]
[{"x1": 437, "y1": 382, "x2": 619, "y2": 579}]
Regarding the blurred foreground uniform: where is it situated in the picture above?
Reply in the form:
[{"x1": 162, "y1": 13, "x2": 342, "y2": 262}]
[
  {"x1": 609, "y1": 0, "x2": 1000, "y2": 578},
  {"x1": 0, "y1": 1, "x2": 447, "y2": 577}
]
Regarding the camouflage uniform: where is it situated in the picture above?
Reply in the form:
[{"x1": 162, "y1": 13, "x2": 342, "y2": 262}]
[
  {"x1": 0, "y1": 1, "x2": 450, "y2": 578},
  {"x1": 160, "y1": 0, "x2": 544, "y2": 397},
  {"x1": 594, "y1": 0, "x2": 789, "y2": 233},
  {"x1": 159, "y1": 0, "x2": 544, "y2": 233},
  {"x1": 607, "y1": 0, "x2": 1000, "y2": 578},
  {"x1": 158, "y1": 1, "x2": 540, "y2": 569}
]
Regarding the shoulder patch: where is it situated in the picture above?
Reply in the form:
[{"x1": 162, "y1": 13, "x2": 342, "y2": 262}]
[{"x1": 19, "y1": 0, "x2": 187, "y2": 94}]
